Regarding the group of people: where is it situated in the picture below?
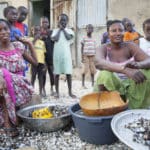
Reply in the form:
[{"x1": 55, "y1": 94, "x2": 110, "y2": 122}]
[
  {"x1": 93, "y1": 18, "x2": 150, "y2": 109},
  {"x1": 81, "y1": 18, "x2": 150, "y2": 110},
  {"x1": 0, "y1": 5, "x2": 76, "y2": 137},
  {"x1": 1, "y1": 4, "x2": 150, "y2": 138}
]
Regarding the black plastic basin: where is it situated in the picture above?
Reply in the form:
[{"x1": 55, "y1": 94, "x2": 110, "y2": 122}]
[{"x1": 69, "y1": 103, "x2": 118, "y2": 145}]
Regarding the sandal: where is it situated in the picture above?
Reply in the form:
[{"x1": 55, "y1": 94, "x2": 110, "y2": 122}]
[{"x1": 4, "y1": 127, "x2": 19, "y2": 137}]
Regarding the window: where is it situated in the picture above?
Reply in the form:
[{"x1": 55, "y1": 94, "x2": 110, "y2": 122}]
[
  {"x1": 77, "y1": 0, "x2": 107, "y2": 28},
  {"x1": 0, "y1": 2, "x2": 8, "y2": 19}
]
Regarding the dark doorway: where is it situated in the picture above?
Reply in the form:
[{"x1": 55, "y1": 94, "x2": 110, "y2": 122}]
[{"x1": 30, "y1": 0, "x2": 50, "y2": 26}]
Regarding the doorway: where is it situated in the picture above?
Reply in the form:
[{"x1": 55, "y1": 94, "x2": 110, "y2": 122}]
[{"x1": 29, "y1": 0, "x2": 50, "y2": 27}]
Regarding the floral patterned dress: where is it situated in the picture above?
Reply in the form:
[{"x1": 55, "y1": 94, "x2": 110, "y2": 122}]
[{"x1": 0, "y1": 41, "x2": 34, "y2": 126}]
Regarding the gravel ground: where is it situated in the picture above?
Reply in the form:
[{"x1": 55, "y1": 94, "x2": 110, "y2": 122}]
[{"x1": 1, "y1": 71, "x2": 132, "y2": 150}]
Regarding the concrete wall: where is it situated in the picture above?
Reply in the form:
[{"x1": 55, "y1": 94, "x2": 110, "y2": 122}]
[
  {"x1": 108, "y1": 0, "x2": 150, "y2": 34},
  {"x1": 0, "y1": 0, "x2": 28, "y2": 24}
]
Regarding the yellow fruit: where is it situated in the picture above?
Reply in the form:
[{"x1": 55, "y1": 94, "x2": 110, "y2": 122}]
[{"x1": 32, "y1": 107, "x2": 53, "y2": 119}]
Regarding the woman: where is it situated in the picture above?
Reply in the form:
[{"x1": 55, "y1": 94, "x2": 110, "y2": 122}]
[
  {"x1": 94, "y1": 20, "x2": 150, "y2": 109},
  {"x1": 0, "y1": 19, "x2": 37, "y2": 137}
]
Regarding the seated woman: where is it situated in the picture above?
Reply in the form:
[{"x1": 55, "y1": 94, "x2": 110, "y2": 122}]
[
  {"x1": 0, "y1": 19, "x2": 37, "y2": 137},
  {"x1": 94, "y1": 20, "x2": 150, "y2": 109}
]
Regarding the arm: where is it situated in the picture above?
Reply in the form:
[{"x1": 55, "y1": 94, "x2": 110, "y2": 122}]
[
  {"x1": 18, "y1": 38, "x2": 38, "y2": 66},
  {"x1": 51, "y1": 29, "x2": 61, "y2": 42},
  {"x1": 95, "y1": 43, "x2": 148, "y2": 84},
  {"x1": 62, "y1": 29, "x2": 73, "y2": 40},
  {"x1": 95, "y1": 45, "x2": 125, "y2": 72},
  {"x1": 126, "y1": 42, "x2": 150, "y2": 69}
]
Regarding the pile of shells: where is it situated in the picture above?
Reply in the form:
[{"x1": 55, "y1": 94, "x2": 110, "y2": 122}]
[
  {"x1": 51, "y1": 105, "x2": 69, "y2": 117},
  {"x1": 125, "y1": 117, "x2": 150, "y2": 147},
  {"x1": 0, "y1": 124, "x2": 130, "y2": 150},
  {"x1": 0, "y1": 80, "x2": 131, "y2": 150}
]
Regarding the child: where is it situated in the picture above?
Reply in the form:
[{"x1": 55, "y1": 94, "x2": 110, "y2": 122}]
[
  {"x1": 30, "y1": 25, "x2": 47, "y2": 97},
  {"x1": 139, "y1": 18, "x2": 150, "y2": 55},
  {"x1": 3, "y1": 6, "x2": 22, "y2": 41},
  {"x1": 15, "y1": 6, "x2": 28, "y2": 36},
  {"x1": 40, "y1": 16, "x2": 55, "y2": 95},
  {"x1": 51, "y1": 13, "x2": 76, "y2": 98},
  {"x1": 123, "y1": 20, "x2": 141, "y2": 45},
  {"x1": 15, "y1": 6, "x2": 29, "y2": 76},
  {"x1": 101, "y1": 20, "x2": 112, "y2": 44},
  {"x1": 81, "y1": 24, "x2": 96, "y2": 88}
]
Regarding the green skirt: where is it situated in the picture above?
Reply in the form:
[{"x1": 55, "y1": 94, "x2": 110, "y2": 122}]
[{"x1": 94, "y1": 70, "x2": 150, "y2": 109}]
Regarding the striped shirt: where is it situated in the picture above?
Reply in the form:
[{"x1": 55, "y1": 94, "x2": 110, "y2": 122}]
[{"x1": 81, "y1": 36, "x2": 96, "y2": 55}]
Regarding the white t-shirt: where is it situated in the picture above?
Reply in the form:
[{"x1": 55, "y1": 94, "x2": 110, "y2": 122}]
[{"x1": 139, "y1": 38, "x2": 150, "y2": 56}]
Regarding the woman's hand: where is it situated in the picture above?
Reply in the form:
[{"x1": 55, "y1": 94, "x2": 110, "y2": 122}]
[
  {"x1": 125, "y1": 60, "x2": 141, "y2": 69},
  {"x1": 124, "y1": 68, "x2": 146, "y2": 84},
  {"x1": 18, "y1": 37, "x2": 32, "y2": 45}
]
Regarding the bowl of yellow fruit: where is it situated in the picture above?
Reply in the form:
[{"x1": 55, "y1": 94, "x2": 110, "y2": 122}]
[{"x1": 17, "y1": 103, "x2": 71, "y2": 132}]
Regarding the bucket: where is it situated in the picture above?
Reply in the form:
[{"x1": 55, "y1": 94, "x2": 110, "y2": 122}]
[{"x1": 69, "y1": 103, "x2": 118, "y2": 145}]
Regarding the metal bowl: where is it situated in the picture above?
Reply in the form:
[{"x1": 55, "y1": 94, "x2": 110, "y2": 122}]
[
  {"x1": 111, "y1": 109, "x2": 150, "y2": 150},
  {"x1": 17, "y1": 103, "x2": 72, "y2": 132}
]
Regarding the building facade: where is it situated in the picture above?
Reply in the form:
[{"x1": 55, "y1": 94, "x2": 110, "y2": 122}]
[{"x1": 0, "y1": 0, "x2": 150, "y2": 66}]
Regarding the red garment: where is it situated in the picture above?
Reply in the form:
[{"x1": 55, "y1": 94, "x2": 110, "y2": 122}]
[{"x1": 14, "y1": 22, "x2": 24, "y2": 35}]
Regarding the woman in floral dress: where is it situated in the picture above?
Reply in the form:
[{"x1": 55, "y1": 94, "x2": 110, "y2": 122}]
[{"x1": 0, "y1": 19, "x2": 37, "y2": 137}]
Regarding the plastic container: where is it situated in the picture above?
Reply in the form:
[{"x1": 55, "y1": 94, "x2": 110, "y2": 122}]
[{"x1": 69, "y1": 103, "x2": 118, "y2": 145}]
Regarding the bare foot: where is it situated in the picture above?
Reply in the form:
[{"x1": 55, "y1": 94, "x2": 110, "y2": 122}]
[
  {"x1": 82, "y1": 86, "x2": 88, "y2": 89},
  {"x1": 69, "y1": 93, "x2": 77, "y2": 99},
  {"x1": 54, "y1": 93, "x2": 59, "y2": 99}
]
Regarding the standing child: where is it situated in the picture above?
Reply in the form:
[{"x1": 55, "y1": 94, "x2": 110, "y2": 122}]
[
  {"x1": 139, "y1": 18, "x2": 150, "y2": 56},
  {"x1": 30, "y1": 25, "x2": 46, "y2": 97},
  {"x1": 40, "y1": 16, "x2": 55, "y2": 95},
  {"x1": 15, "y1": 6, "x2": 28, "y2": 36},
  {"x1": 81, "y1": 24, "x2": 96, "y2": 88},
  {"x1": 3, "y1": 6, "x2": 22, "y2": 41},
  {"x1": 51, "y1": 13, "x2": 76, "y2": 98},
  {"x1": 15, "y1": 6, "x2": 29, "y2": 76},
  {"x1": 101, "y1": 20, "x2": 112, "y2": 44}
]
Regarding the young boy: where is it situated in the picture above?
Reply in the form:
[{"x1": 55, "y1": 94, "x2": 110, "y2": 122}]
[
  {"x1": 15, "y1": 6, "x2": 28, "y2": 36},
  {"x1": 81, "y1": 24, "x2": 96, "y2": 88},
  {"x1": 40, "y1": 16, "x2": 55, "y2": 95},
  {"x1": 15, "y1": 6, "x2": 29, "y2": 76},
  {"x1": 139, "y1": 18, "x2": 150, "y2": 55},
  {"x1": 51, "y1": 13, "x2": 76, "y2": 98},
  {"x1": 30, "y1": 25, "x2": 46, "y2": 97},
  {"x1": 3, "y1": 6, "x2": 22, "y2": 41}
]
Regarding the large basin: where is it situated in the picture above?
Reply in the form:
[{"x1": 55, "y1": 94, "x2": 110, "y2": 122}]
[{"x1": 17, "y1": 103, "x2": 72, "y2": 132}]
